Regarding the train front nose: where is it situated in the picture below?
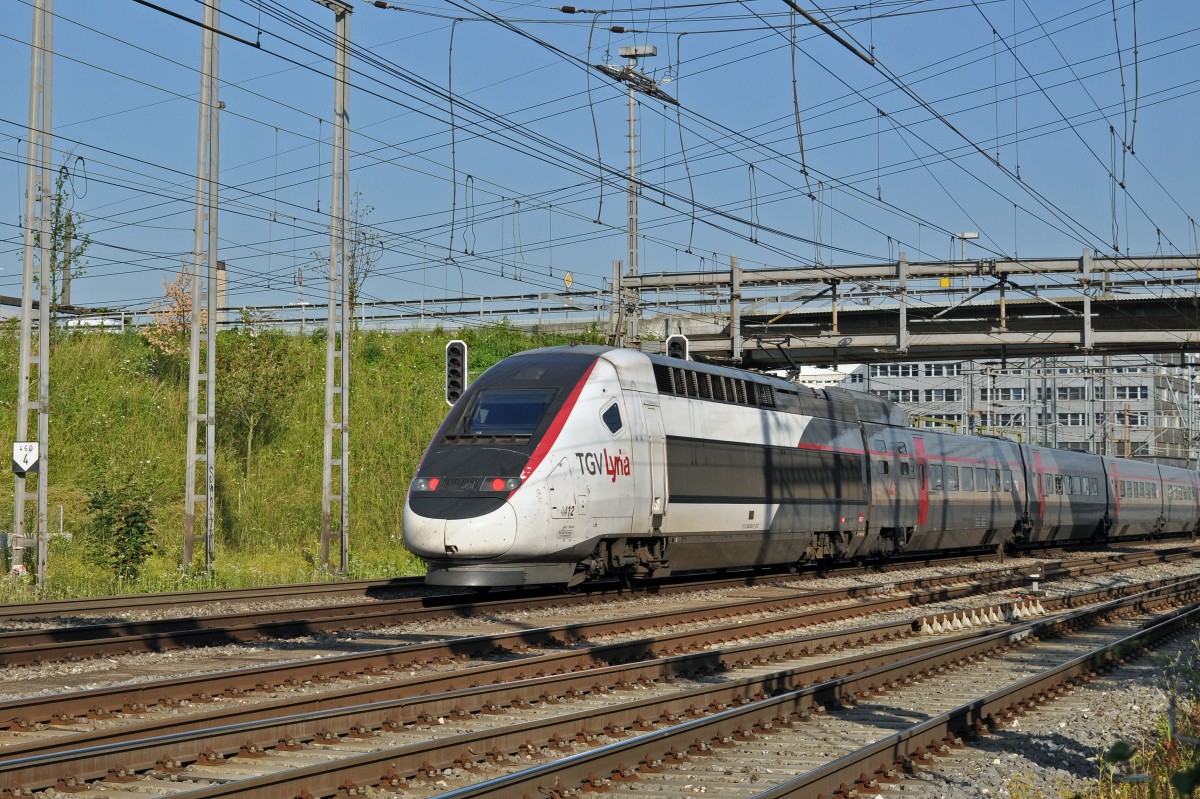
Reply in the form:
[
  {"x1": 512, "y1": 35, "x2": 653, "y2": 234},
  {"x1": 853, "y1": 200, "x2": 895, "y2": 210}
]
[{"x1": 402, "y1": 499, "x2": 518, "y2": 559}]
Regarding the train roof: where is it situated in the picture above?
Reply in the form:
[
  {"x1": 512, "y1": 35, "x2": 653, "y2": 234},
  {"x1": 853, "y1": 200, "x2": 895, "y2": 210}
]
[{"x1": 504, "y1": 345, "x2": 908, "y2": 427}]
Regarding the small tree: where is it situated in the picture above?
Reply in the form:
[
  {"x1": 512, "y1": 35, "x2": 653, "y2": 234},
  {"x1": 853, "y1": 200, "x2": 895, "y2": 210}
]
[
  {"x1": 32, "y1": 163, "x2": 91, "y2": 325},
  {"x1": 85, "y1": 472, "x2": 158, "y2": 583},
  {"x1": 310, "y1": 192, "x2": 382, "y2": 315},
  {"x1": 142, "y1": 269, "x2": 205, "y2": 360},
  {"x1": 217, "y1": 319, "x2": 302, "y2": 479}
]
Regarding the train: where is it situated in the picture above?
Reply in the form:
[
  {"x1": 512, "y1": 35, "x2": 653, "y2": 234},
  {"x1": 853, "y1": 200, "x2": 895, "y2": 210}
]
[{"x1": 403, "y1": 345, "x2": 1200, "y2": 588}]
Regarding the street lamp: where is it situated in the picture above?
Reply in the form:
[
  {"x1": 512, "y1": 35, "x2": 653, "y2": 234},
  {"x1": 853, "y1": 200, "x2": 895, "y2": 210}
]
[
  {"x1": 954, "y1": 231, "x2": 979, "y2": 261},
  {"x1": 593, "y1": 46, "x2": 676, "y2": 346},
  {"x1": 953, "y1": 231, "x2": 979, "y2": 297}
]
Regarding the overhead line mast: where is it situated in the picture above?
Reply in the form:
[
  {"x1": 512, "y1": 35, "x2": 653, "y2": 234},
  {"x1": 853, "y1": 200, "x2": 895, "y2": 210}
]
[
  {"x1": 13, "y1": 0, "x2": 53, "y2": 586},
  {"x1": 318, "y1": 0, "x2": 353, "y2": 574},
  {"x1": 183, "y1": 0, "x2": 221, "y2": 570},
  {"x1": 594, "y1": 45, "x2": 676, "y2": 347}
]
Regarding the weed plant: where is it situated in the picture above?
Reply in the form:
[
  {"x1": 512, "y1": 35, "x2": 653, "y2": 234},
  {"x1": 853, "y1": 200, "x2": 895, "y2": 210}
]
[
  {"x1": 1078, "y1": 644, "x2": 1200, "y2": 798},
  {"x1": 0, "y1": 321, "x2": 600, "y2": 600}
]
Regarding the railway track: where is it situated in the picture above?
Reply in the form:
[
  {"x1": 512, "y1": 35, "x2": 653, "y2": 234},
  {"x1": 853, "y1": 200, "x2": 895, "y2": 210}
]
[
  {"x1": 0, "y1": 547, "x2": 1198, "y2": 797},
  {"x1": 0, "y1": 546, "x2": 1191, "y2": 668},
  {"x1": 0, "y1": 578, "x2": 426, "y2": 623}
]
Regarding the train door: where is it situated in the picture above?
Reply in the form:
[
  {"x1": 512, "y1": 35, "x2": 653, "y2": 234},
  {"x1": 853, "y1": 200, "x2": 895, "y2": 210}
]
[
  {"x1": 642, "y1": 402, "x2": 668, "y2": 532},
  {"x1": 547, "y1": 457, "x2": 581, "y2": 522},
  {"x1": 1106, "y1": 459, "x2": 1122, "y2": 534},
  {"x1": 890, "y1": 432, "x2": 920, "y2": 533},
  {"x1": 1193, "y1": 471, "x2": 1200, "y2": 538},
  {"x1": 1029, "y1": 450, "x2": 1046, "y2": 537},
  {"x1": 868, "y1": 428, "x2": 918, "y2": 543},
  {"x1": 912, "y1": 435, "x2": 930, "y2": 529}
]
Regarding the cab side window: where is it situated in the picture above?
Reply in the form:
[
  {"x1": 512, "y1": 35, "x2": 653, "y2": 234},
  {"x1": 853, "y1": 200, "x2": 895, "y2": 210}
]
[{"x1": 602, "y1": 403, "x2": 623, "y2": 434}]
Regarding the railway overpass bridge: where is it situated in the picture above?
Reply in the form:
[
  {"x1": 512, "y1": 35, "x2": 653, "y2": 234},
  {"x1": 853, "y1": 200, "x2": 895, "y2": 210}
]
[
  {"x1": 622, "y1": 250, "x2": 1200, "y2": 369},
  {"x1": 143, "y1": 249, "x2": 1200, "y2": 372}
]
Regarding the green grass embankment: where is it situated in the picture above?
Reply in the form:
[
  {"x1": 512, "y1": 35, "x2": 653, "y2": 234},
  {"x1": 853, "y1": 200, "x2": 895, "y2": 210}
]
[{"x1": 0, "y1": 322, "x2": 600, "y2": 599}]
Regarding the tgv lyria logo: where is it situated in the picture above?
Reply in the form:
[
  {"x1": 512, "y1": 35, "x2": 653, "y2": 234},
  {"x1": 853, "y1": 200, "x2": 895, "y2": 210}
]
[{"x1": 576, "y1": 449, "x2": 632, "y2": 482}]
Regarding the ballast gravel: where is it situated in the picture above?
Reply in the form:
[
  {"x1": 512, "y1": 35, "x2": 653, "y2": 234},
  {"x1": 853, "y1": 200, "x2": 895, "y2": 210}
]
[
  {"x1": 2, "y1": 545, "x2": 1197, "y2": 798},
  {"x1": 892, "y1": 649, "x2": 1179, "y2": 798}
]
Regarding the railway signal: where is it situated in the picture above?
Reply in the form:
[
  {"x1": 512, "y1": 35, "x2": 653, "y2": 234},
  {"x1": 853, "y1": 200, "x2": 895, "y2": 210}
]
[
  {"x1": 666, "y1": 334, "x2": 689, "y2": 360},
  {"x1": 446, "y1": 340, "x2": 468, "y2": 405}
]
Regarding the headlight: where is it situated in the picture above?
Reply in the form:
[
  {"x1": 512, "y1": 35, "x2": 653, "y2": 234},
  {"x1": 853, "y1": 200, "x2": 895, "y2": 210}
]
[{"x1": 411, "y1": 477, "x2": 440, "y2": 492}]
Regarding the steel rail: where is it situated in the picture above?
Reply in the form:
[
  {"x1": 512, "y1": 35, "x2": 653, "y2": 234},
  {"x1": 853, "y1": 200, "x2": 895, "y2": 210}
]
[
  {"x1": 0, "y1": 565, "x2": 1048, "y2": 724},
  {"x1": 422, "y1": 584, "x2": 1200, "y2": 799},
  {"x1": 3, "y1": 575, "x2": 1197, "y2": 796},
  {"x1": 0, "y1": 577, "x2": 425, "y2": 621},
  {"x1": 755, "y1": 604, "x2": 1200, "y2": 797},
  {"x1": 3, "y1": 574, "x2": 1199, "y2": 795},
  {"x1": 0, "y1": 547, "x2": 1189, "y2": 723},
  {"x1": 0, "y1": 563, "x2": 1003, "y2": 666}
]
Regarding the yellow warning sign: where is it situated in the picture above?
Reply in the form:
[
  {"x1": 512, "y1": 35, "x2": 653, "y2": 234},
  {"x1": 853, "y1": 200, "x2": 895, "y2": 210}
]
[{"x1": 564, "y1": 272, "x2": 573, "y2": 289}]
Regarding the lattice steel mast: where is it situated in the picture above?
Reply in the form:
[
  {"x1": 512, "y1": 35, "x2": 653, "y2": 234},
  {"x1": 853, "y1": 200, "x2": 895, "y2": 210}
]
[
  {"x1": 183, "y1": 0, "x2": 221, "y2": 569},
  {"x1": 12, "y1": 0, "x2": 53, "y2": 585},
  {"x1": 319, "y1": 0, "x2": 352, "y2": 572}
]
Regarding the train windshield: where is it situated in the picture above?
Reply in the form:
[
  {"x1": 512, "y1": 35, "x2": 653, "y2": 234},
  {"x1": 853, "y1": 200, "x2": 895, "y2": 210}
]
[{"x1": 462, "y1": 388, "x2": 558, "y2": 436}]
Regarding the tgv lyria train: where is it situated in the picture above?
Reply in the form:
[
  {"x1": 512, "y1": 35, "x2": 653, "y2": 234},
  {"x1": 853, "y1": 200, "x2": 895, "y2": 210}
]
[{"x1": 402, "y1": 345, "x2": 1200, "y2": 587}]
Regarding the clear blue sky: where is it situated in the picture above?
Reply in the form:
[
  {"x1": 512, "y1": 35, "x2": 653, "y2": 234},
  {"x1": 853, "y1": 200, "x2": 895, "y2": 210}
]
[{"x1": 1, "y1": 0, "x2": 1197, "y2": 320}]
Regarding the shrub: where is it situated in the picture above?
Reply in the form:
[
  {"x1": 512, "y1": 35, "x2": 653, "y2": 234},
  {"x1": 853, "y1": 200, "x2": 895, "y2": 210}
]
[{"x1": 84, "y1": 470, "x2": 158, "y2": 582}]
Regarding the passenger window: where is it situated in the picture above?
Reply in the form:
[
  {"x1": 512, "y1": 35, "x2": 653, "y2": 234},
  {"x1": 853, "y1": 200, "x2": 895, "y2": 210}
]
[
  {"x1": 900, "y1": 461, "x2": 911, "y2": 476},
  {"x1": 1119, "y1": 481, "x2": 1126, "y2": 498},
  {"x1": 1002, "y1": 470, "x2": 1013, "y2": 491},
  {"x1": 961, "y1": 468, "x2": 974, "y2": 491},
  {"x1": 1055, "y1": 475, "x2": 1063, "y2": 494},
  {"x1": 976, "y1": 468, "x2": 988, "y2": 492},
  {"x1": 602, "y1": 403, "x2": 623, "y2": 434},
  {"x1": 990, "y1": 470, "x2": 1001, "y2": 491},
  {"x1": 946, "y1": 466, "x2": 960, "y2": 491},
  {"x1": 930, "y1": 465, "x2": 944, "y2": 491},
  {"x1": 877, "y1": 461, "x2": 889, "y2": 475},
  {"x1": 1045, "y1": 474, "x2": 1054, "y2": 494}
]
